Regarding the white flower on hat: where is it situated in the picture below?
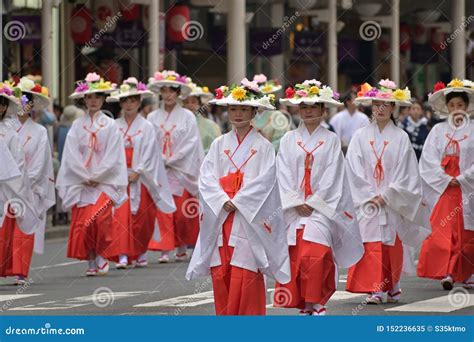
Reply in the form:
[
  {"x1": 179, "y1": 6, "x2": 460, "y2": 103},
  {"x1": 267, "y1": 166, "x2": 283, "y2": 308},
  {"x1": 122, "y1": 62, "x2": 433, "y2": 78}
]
[
  {"x1": 319, "y1": 85, "x2": 334, "y2": 99},
  {"x1": 120, "y1": 84, "x2": 131, "y2": 92},
  {"x1": 258, "y1": 96, "x2": 272, "y2": 108},
  {"x1": 462, "y1": 79, "x2": 474, "y2": 87},
  {"x1": 19, "y1": 77, "x2": 35, "y2": 91}
]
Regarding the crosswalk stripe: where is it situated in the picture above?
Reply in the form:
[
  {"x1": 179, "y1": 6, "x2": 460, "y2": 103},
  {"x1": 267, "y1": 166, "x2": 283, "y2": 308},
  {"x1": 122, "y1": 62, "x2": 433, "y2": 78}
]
[
  {"x1": 267, "y1": 290, "x2": 365, "y2": 309},
  {"x1": 386, "y1": 293, "x2": 474, "y2": 312}
]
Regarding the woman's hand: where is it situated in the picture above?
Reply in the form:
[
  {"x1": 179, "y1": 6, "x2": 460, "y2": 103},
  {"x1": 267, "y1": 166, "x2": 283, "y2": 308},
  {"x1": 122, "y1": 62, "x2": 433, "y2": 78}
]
[
  {"x1": 128, "y1": 172, "x2": 139, "y2": 183},
  {"x1": 295, "y1": 204, "x2": 313, "y2": 217},
  {"x1": 83, "y1": 180, "x2": 99, "y2": 187},
  {"x1": 449, "y1": 177, "x2": 460, "y2": 187},
  {"x1": 223, "y1": 201, "x2": 237, "y2": 212}
]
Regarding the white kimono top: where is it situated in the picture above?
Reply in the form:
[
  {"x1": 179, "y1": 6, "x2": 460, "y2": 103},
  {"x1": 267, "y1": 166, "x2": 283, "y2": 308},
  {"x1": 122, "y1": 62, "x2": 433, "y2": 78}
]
[
  {"x1": 17, "y1": 118, "x2": 56, "y2": 254},
  {"x1": 0, "y1": 119, "x2": 40, "y2": 234},
  {"x1": 186, "y1": 128, "x2": 290, "y2": 284},
  {"x1": 346, "y1": 121, "x2": 430, "y2": 247},
  {"x1": 277, "y1": 124, "x2": 364, "y2": 268},
  {"x1": 148, "y1": 104, "x2": 204, "y2": 197},
  {"x1": 330, "y1": 109, "x2": 370, "y2": 146},
  {"x1": 56, "y1": 111, "x2": 128, "y2": 209},
  {"x1": 419, "y1": 121, "x2": 474, "y2": 230},
  {"x1": 116, "y1": 114, "x2": 176, "y2": 215}
]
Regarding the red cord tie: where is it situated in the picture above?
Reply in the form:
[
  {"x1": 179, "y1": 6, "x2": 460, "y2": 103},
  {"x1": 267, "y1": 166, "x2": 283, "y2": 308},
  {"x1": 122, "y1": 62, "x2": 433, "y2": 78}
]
[
  {"x1": 83, "y1": 124, "x2": 105, "y2": 168},
  {"x1": 224, "y1": 148, "x2": 257, "y2": 192},
  {"x1": 370, "y1": 140, "x2": 389, "y2": 186},
  {"x1": 161, "y1": 124, "x2": 176, "y2": 158},
  {"x1": 444, "y1": 133, "x2": 468, "y2": 157},
  {"x1": 296, "y1": 140, "x2": 324, "y2": 198}
]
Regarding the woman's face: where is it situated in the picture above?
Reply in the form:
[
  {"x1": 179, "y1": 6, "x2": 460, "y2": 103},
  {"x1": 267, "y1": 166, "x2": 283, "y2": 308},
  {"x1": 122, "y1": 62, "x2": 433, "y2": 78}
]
[
  {"x1": 182, "y1": 96, "x2": 201, "y2": 113},
  {"x1": 409, "y1": 103, "x2": 423, "y2": 120},
  {"x1": 447, "y1": 96, "x2": 467, "y2": 113},
  {"x1": 372, "y1": 100, "x2": 394, "y2": 123},
  {"x1": 0, "y1": 101, "x2": 8, "y2": 116},
  {"x1": 120, "y1": 96, "x2": 141, "y2": 115},
  {"x1": 228, "y1": 105, "x2": 254, "y2": 129},
  {"x1": 84, "y1": 93, "x2": 105, "y2": 112},
  {"x1": 299, "y1": 103, "x2": 324, "y2": 124},
  {"x1": 161, "y1": 87, "x2": 179, "y2": 107}
]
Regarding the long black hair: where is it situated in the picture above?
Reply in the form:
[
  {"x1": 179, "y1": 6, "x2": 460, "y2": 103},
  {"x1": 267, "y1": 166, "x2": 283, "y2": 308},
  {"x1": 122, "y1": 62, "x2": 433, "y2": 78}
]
[{"x1": 0, "y1": 96, "x2": 9, "y2": 121}]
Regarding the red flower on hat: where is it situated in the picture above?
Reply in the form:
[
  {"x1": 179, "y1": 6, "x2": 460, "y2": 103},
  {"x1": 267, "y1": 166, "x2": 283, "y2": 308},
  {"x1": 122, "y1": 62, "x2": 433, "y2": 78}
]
[
  {"x1": 32, "y1": 84, "x2": 42, "y2": 93},
  {"x1": 434, "y1": 81, "x2": 446, "y2": 92},
  {"x1": 215, "y1": 88, "x2": 224, "y2": 99},
  {"x1": 285, "y1": 87, "x2": 295, "y2": 98}
]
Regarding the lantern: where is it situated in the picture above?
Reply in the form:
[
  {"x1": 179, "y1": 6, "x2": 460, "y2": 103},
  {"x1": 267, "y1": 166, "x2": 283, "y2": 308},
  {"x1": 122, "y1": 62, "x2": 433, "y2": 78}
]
[
  {"x1": 71, "y1": 6, "x2": 92, "y2": 44},
  {"x1": 166, "y1": 4, "x2": 190, "y2": 43}
]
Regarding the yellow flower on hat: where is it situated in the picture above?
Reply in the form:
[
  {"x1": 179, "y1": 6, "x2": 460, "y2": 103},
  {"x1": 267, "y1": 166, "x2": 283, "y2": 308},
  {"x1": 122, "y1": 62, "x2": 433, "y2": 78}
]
[
  {"x1": 96, "y1": 79, "x2": 112, "y2": 90},
  {"x1": 308, "y1": 86, "x2": 319, "y2": 95},
  {"x1": 167, "y1": 76, "x2": 177, "y2": 81},
  {"x1": 393, "y1": 88, "x2": 408, "y2": 101},
  {"x1": 202, "y1": 86, "x2": 209, "y2": 93},
  {"x1": 448, "y1": 78, "x2": 464, "y2": 88},
  {"x1": 268, "y1": 94, "x2": 275, "y2": 100},
  {"x1": 231, "y1": 87, "x2": 246, "y2": 101},
  {"x1": 41, "y1": 87, "x2": 49, "y2": 96},
  {"x1": 262, "y1": 84, "x2": 273, "y2": 93},
  {"x1": 120, "y1": 84, "x2": 131, "y2": 92}
]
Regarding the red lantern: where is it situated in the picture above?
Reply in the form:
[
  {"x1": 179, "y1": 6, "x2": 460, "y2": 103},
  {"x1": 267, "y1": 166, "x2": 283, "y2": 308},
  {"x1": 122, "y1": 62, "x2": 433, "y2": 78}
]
[
  {"x1": 400, "y1": 24, "x2": 411, "y2": 53},
  {"x1": 71, "y1": 6, "x2": 92, "y2": 44},
  {"x1": 121, "y1": 4, "x2": 140, "y2": 21},
  {"x1": 166, "y1": 4, "x2": 190, "y2": 43}
]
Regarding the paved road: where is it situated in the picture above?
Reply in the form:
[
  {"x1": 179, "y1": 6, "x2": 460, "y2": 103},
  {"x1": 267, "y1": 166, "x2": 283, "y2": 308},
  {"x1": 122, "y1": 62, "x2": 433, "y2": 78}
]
[{"x1": 0, "y1": 239, "x2": 472, "y2": 316}]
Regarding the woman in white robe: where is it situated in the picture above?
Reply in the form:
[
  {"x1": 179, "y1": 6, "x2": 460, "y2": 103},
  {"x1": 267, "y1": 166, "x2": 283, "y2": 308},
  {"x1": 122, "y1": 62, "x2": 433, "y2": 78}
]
[
  {"x1": 56, "y1": 73, "x2": 128, "y2": 276},
  {"x1": 0, "y1": 81, "x2": 41, "y2": 285},
  {"x1": 345, "y1": 80, "x2": 430, "y2": 304},
  {"x1": 274, "y1": 80, "x2": 364, "y2": 315},
  {"x1": 417, "y1": 79, "x2": 474, "y2": 290},
  {"x1": 12, "y1": 77, "x2": 55, "y2": 285},
  {"x1": 186, "y1": 79, "x2": 290, "y2": 315},
  {"x1": 106, "y1": 78, "x2": 176, "y2": 268},
  {"x1": 147, "y1": 71, "x2": 204, "y2": 263}
]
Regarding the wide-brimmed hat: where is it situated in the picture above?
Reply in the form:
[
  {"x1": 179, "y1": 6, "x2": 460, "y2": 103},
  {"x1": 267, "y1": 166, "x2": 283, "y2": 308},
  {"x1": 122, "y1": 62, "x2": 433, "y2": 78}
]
[
  {"x1": 209, "y1": 78, "x2": 275, "y2": 110},
  {"x1": 181, "y1": 82, "x2": 214, "y2": 101},
  {"x1": 354, "y1": 79, "x2": 412, "y2": 108},
  {"x1": 106, "y1": 77, "x2": 154, "y2": 103},
  {"x1": 280, "y1": 79, "x2": 342, "y2": 108},
  {"x1": 147, "y1": 70, "x2": 192, "y2": 97},
  {"x1": 16, "y1": 76, "x2": 51, "y2": 111},
  {"x1": 253, "y1": 74, "x2": 282, "y2": 94},
  {"x1": 69, "y1": 72, "x2": 116, "y2": 99},
  {"x1": 428, "y1": 79, "x2": 474, "y2": 117},
  {"x1": 0, "y1": 82, "x2": 21, "y2": 118}
]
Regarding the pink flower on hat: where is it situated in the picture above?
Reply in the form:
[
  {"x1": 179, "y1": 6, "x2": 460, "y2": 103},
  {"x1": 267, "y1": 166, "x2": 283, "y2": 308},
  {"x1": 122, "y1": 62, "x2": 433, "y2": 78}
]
[
  {"x1": 376, "y1": 92, "x2": 392, "y2": 99},
  {"x1": 241, "y1": 78, "x2": 260, "y2": 92},
  {"x1": 296, "y1": 90, "x2": 308, "y2": 97},
  {"x1": 378, "y1": 79, "x2": 397, "y2": 90},
  {"x1": 85, "y1": 72, "x2": 101, "y2": 83},
  {"x1": 153, "y1": 72, "x2": 164, "y2": 81},
  {"x1": 124, "y1": 77, "x2": 139, "y2": 85},
  {"x1": 137, "y1": 82, "x2": 147, "y2": 91},
  {"x1": 75, "y1": 83, "x2": 89, "y2": 93},
  {"x1": 253, "y1": 74, "x2": 267, "y2": 84}
]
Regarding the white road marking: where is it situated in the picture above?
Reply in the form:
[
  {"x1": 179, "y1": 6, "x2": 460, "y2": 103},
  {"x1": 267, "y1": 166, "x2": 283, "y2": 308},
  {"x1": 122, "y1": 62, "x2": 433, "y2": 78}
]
[
  {"x1": 135, "y1": 291, "x2": 214, "y2": 308},
  {"x1": 386, "y1": 293, "x2": 474, "y2": 313},
  {"x1": 31, "y1": 260, "x2": 85, "y2": 271},
  {"x1": 0, "y1": 294, "x2": 42, "y2": 302},
  {"x1": 266, "y1": 290, "x2": 365, "y2": 308}
]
